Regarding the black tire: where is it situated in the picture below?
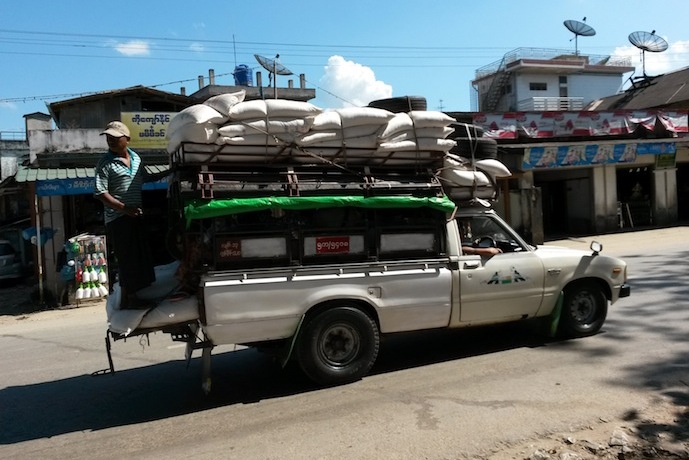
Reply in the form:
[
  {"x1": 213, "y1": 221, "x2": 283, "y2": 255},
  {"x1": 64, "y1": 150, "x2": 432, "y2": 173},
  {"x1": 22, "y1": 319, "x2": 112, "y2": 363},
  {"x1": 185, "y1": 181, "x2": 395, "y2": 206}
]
[
  {"x1": 297, "y1": 306, "x2": 379, "y2": 386},
  {"x1": 368, "y1": 96, "x2": 427, "y2": 113},
  {"x1": 558, "y1": 281, "x2": 608, "y2": 338},
  {"x1": 452, "y1": 122, "x2": 485, "y2": 138},
  {"x1": 450, "y1": 137, "x2": 498, "y2": 160}
]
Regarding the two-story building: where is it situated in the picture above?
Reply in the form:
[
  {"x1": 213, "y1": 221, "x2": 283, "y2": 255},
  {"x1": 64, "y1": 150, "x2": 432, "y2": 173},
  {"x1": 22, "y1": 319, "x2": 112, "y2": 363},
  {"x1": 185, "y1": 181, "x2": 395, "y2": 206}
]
[{"x1": 463, "y1": 48, "x2": 688, "y2": 242}]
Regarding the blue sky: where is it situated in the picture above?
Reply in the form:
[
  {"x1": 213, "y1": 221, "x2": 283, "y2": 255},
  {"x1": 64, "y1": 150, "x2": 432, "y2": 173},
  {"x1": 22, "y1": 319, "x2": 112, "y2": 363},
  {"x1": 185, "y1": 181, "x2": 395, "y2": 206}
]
[{"x1": 2, "y1": 0, "x2": 689, "y2": 133}]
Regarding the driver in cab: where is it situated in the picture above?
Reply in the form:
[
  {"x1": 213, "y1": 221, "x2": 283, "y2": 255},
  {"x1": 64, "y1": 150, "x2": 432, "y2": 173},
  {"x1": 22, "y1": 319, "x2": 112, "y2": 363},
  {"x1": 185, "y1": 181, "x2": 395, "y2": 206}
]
[{"x1": 458, "y1": 219, "x2": 503, "y2": 257}]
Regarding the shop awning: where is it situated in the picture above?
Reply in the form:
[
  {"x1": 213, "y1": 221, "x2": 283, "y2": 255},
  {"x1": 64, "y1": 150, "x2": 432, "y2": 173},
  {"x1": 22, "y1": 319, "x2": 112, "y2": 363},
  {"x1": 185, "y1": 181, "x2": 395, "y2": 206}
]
[{"x1": 15, "y1": 164, "x2": 169, "y2": 196}]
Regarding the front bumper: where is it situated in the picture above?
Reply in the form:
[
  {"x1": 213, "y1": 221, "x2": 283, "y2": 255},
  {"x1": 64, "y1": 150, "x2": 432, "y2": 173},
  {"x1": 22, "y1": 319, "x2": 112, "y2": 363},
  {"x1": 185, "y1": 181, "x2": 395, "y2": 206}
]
[{"x1": 619, "y1": 284, "x2": 631, "y2": 298}]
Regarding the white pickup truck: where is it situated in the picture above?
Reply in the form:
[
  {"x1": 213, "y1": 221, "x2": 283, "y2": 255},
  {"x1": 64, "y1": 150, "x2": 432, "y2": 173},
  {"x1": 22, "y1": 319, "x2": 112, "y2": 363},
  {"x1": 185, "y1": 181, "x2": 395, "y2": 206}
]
[
  {"x1": 100, "y1": 102, "x2": 630, "y2": 390},
  {"x1": 103, "y1": 191, "x2": 630, "y2": 390}
]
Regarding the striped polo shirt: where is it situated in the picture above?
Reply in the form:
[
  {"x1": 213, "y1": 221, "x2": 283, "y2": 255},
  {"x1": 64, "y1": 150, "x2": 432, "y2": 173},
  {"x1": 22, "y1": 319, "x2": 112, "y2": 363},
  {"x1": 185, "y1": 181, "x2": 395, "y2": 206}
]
[{"x1": 94, "y1": 148, "x2": 145, "y2": 224}]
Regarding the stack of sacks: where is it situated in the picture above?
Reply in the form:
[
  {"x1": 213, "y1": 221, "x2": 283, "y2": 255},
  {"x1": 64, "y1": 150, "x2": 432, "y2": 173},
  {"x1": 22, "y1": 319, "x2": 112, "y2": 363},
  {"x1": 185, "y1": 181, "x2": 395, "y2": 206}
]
[
  {"x1": 295, "y1": 107, "x2": 395, "y2": 150},
  {"x1": 167, "y1": 94, "x2": 457, "y2": 166},
  {"x1": 215, "y1": 99, "x2": 322, "y2": 148},
  {"x1": 166, "y1": 90, "x2": 246, "y2": 153},
  {"x1": 439, "y1": 153, "x2": 512, "y2": 200},
  {"x1": 372, "y1": 111, "x2": 457, "y2": 164}
]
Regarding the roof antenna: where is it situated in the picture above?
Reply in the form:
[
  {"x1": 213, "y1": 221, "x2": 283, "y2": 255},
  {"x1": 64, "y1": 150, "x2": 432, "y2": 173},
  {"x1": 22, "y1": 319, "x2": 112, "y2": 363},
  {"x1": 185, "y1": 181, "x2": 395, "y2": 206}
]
[
  {"x1": 628, "y1": 30, "x2": 668, "y2": 78},
  {"x1": 563, "y1": 17, "x2": 596, "y2": 56},
  {"x1": 254, "y1": 54, "x2": 293, "y2": 99}
]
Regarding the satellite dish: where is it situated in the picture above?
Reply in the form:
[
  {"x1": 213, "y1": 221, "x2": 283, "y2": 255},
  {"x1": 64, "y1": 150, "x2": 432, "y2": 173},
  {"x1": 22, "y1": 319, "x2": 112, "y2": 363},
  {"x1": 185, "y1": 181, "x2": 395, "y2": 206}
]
[
  {"x1": 254, "y1": 54, "x2": 293, "y2": 98},
  {"x1": 564, "y1": 18, "x2": 596, "y2": 55},
  {"x1": 628, "y1": 31, "x2": 668, "y2": 76},
  {"x1": 254, "y1": 54, "x2": 294, "y2": 76}
]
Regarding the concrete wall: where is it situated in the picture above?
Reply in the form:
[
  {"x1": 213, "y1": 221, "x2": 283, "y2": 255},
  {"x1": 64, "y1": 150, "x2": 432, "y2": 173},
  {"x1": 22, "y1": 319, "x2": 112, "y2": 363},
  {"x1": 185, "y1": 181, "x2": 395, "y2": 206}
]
[
  {"x1": 28, "y1": 129, "x2": 104, "y2": 162},
  {"x1": 653, "y1": 168, "x2": 678, "y2": 225},
  {"x1": 0, "y1": 139, "x2": 29, "y2": 180},
  {"x1": 592, "y1": 165, "x2": 619, "y2": 233},
  {"x1": 567, "y1": 74, "x2": 627, "y2": 105}
]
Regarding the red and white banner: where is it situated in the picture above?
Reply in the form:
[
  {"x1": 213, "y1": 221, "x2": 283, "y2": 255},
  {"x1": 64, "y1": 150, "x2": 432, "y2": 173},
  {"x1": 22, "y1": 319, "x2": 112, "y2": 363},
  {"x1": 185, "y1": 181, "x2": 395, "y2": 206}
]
[{"x1": 473, "y1": 110, "x2": 688, "y2": 139}]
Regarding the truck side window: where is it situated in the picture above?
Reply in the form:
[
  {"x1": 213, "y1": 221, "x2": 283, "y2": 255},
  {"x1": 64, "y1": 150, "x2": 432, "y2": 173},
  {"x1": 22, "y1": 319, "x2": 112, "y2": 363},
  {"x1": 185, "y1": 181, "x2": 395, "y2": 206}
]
[{"x1": 457, "y1": 216, "x2": 525, "y2": 253}]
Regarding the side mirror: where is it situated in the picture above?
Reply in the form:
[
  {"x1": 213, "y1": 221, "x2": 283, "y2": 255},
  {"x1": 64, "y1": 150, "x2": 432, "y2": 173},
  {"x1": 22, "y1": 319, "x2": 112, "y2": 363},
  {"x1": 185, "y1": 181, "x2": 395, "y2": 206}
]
[{"x1": 590, "y1": 241, "x2": 602, "y2": 255}]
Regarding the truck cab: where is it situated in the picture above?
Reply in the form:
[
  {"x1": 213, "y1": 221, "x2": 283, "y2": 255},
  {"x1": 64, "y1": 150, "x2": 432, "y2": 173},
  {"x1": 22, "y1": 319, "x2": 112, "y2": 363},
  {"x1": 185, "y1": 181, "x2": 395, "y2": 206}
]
[{"x1": 450, "y1": 206, "x2": 629, "y2": 337}]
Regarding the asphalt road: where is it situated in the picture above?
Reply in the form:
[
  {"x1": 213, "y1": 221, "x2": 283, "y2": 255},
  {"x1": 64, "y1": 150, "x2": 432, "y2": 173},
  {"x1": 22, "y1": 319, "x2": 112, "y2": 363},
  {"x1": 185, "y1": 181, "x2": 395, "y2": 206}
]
[{"x1": 1, "y1": 226, "x2": 688, "y2": 459}]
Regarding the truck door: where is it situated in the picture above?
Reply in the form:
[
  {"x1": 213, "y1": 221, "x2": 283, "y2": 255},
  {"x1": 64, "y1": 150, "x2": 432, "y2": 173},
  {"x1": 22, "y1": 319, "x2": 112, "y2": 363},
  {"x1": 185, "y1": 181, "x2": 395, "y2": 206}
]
[{"x1": 456, "y1": 215, "x2": 545, "y2": 323}]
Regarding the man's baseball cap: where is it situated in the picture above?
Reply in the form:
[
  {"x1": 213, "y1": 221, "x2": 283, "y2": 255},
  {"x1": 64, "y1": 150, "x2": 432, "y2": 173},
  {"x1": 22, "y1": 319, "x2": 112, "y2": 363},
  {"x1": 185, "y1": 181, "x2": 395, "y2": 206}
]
[{"x1": 100, "y1": 121, "x2": 130, "y2": 138}]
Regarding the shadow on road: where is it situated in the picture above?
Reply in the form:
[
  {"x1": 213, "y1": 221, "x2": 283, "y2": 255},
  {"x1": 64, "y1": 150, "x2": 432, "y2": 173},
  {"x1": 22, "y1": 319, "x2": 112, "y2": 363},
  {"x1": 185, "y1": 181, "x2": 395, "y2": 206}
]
[{"x1": 0, "y1": 321, "x2": 548, "y2": 445}]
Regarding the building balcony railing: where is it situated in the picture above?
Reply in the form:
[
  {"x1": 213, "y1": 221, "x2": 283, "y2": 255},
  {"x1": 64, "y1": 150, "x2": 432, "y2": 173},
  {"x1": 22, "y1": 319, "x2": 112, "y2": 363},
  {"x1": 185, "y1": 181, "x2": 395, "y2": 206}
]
[
  {"x1": 518, "y1": 97, "x2": 584, "y2": 111},
  {"x1": 475, "y1": 47, "x2": 633, "y2": 79},
  {"x1": 0, "y1": 131, "x2": 27, "y2": 141}
]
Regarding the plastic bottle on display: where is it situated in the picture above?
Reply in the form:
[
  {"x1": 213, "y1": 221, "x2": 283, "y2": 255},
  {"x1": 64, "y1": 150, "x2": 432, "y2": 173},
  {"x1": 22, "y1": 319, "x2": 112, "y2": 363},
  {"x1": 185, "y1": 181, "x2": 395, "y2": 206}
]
[
  {"x1": 82, "y1": 266, "x2": 91, "y2": 283},
  {"x1": 76, "y1": 265, "x2": 83, "y2": 283},
  {"x1": 76, "y1": 283, "x2": 85, "y2": 300},
  {"x1": 88, "y1": 266, "x2": 96, "y2": 282},
  {"x1": 97, "y1": 281, "x2": 109, "y2": 297},
  {"x1": 98, "y1": 265, "x2": 108, "y2": 284},
  {"x1": 85, "y1": 254, "x2": 92, "y2": 267},
  {"x1": 83, "y1": 282, "x2": 92, "y2": 299},
  {"x1": 91, "y1": 282, "x2": 101, "y2": 298}
]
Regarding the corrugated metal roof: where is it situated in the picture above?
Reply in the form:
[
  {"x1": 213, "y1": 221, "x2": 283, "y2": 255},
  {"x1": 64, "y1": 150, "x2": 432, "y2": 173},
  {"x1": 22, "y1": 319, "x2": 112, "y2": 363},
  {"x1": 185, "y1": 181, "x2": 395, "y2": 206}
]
[
  {"x1": 15, "y1": 164, "x2": 168, "y2": 183},
  {"x1": 588, "y1": 67, "x2": 689, "y2": 110}
]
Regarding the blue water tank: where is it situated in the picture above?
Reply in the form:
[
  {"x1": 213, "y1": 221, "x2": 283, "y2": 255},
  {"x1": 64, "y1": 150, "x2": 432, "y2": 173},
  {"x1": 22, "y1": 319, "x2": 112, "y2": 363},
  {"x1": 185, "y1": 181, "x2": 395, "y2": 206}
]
[{"x1": 233, "y1": 64, "x2": 253, "y2": 86}]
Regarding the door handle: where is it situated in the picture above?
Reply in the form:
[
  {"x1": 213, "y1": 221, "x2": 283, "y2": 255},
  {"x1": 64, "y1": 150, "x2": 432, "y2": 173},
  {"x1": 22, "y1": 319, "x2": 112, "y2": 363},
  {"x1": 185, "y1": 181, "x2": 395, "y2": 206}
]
[{"x1": 464, "y1": 261, "x2": 480, "y2": 269}]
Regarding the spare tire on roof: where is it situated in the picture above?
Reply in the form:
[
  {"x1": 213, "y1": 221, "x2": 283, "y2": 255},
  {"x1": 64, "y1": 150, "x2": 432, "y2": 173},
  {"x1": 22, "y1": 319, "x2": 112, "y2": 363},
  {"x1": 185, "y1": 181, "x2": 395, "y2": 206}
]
[
  {"x1": 368, "y1": 96, "x2": 427, "y2": 113},
  {"x1": 451, "y1": 122, "x2": 485, "y2": 139},
  {"x1": 450, "y1": 137, "x2": 498, "y2": 159}
]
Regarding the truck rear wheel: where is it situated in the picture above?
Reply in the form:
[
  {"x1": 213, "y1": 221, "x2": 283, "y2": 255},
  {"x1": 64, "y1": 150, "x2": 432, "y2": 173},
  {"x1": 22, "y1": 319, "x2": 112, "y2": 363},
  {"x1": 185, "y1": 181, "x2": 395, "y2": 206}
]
[
  {"x1": 297, "y1": 306, "x2": 379, "y2": 386},
  {"x1": 559, "y1": 281, "x2": 608, "y2": 338}
]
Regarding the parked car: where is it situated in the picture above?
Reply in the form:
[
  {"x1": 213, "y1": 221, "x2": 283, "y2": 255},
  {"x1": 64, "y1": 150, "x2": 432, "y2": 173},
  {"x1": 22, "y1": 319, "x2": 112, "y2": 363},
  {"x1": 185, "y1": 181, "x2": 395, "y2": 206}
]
[{"x1": 0, "y1": 239, "x2": 23, "y2": 280}]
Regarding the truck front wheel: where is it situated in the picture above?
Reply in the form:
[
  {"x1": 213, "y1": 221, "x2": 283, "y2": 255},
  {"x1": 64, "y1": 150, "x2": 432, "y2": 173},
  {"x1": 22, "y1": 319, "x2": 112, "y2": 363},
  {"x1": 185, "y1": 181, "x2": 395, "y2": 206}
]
[
  {"x1": 559, "y1": 281, "x2": 608, "y2": 338},
  {"x1": 297, "y1": 306, "x2": 379, "y2": 386}
]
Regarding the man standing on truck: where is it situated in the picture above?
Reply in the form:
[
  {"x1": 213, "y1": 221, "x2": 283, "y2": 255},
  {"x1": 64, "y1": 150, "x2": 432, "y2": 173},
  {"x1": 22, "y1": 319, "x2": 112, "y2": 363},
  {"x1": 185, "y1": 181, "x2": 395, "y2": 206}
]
[{"x1": 94, "y1": 121, "x2": 169, "y2": 309}]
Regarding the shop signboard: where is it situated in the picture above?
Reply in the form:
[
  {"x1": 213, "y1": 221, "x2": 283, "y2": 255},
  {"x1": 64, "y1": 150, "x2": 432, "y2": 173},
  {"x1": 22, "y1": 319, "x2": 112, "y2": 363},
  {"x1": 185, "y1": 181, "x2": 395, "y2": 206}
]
[
  {"x1": 121, "y1": 112, "x2": 177, "y2": 149},
  {"x1": 36, "y1": 177, "x2": 168, "y2": 196},
  {"x1": 523, "y1": 142, "x2": 677, "y2": 170}
]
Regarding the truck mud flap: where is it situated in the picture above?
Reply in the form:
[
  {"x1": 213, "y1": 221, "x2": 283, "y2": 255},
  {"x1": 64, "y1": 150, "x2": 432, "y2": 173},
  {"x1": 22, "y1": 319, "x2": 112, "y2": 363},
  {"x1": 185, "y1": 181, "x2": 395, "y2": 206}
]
[
  {"x1": 547, "y1": 292, "x2": 564, "y2": 338},
  {"x1": 281, "y1": 314, "x2": 306, "y2": 368}
]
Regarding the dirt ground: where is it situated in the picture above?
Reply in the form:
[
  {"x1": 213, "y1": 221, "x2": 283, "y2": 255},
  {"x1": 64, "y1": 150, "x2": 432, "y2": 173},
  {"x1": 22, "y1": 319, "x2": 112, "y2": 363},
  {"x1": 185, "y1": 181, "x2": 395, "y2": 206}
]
[{"x1": 485, "y1": 399, "x2": 689, "y2": 459}]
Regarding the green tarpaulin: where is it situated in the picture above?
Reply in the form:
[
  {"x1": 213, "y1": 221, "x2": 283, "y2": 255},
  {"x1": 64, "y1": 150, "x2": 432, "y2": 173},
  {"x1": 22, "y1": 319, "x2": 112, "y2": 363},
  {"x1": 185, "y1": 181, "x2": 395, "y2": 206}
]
[{"x1": 184, "y1": 195, "x2": 456, "y2": 227}]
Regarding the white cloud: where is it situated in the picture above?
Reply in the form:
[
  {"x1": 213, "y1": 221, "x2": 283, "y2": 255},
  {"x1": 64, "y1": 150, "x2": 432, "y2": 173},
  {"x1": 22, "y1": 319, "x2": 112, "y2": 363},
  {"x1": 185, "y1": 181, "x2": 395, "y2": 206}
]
[
  {"x1": 613, "y1": 38, "x2": 689, "y2": 77},
  {"x1": 189, "y1": 42, "x2": 205, "y2": 53},
  {"x1": 0, "y1": 101, "x2": 17, "y2": 110},
  {"x1": 113, "y1": 40, "x2": 151, "y2": 57},
  {"x1": 317, "y1": 55, "x2": 392, "y2": 108}
]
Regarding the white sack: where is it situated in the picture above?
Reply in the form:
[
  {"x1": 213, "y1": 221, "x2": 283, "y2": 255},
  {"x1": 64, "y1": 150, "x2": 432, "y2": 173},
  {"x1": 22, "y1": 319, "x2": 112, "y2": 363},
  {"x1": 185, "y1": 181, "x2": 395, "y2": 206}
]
[
  {"x1": 167, "y1": 122, "x2": 219, "y2": 153},
  {"x1": 298, "y1": 134, "x2": 380, "y2": 149},
  {"x1": 297, "y1": 125, "x2": 384, "y2": 146},
  {"x1": 379, "y1": 111, "x2": 456, "y2": 139},
  {"x1": 168, "y1": 104, "x2": 227, "y2": 134},
  {"x1": 203, "y1": 90, "x2": 246, "y2": 116},
  {"x1": 228, "y1": 99, "x2": 322, "y2": 120},
  {"x1": 215, "y1": 132, "x2": 295, "y2": 146},
  {"x1": 218, "y1": 117, "x2": 314, "y2": 137},
  {"x1": 382, "y1": 126, "x2": 454, "y2": 143},
  {"x1": 376, "y1": 137, "x2": 456, "y2": 153},
  {"x1": 335, "y1": 106, "x2": 395, "y2": 128},
  {"x1": 475, "y1": 158, "x2": 512, "y2": 177}
]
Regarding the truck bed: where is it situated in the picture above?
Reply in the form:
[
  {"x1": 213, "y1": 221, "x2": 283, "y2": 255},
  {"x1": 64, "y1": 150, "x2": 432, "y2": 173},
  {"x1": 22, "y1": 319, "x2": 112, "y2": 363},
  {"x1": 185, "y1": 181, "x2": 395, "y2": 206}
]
[{"x1": 200, "y1": 258, "x2": 453, "y2": 346}]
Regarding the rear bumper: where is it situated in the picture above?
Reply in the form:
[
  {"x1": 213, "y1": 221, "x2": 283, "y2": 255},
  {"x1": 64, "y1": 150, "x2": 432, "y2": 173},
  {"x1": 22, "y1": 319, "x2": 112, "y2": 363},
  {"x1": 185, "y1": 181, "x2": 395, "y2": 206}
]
[{"x1": 619, "y1": 284, "x2": 631, "y2": 298}]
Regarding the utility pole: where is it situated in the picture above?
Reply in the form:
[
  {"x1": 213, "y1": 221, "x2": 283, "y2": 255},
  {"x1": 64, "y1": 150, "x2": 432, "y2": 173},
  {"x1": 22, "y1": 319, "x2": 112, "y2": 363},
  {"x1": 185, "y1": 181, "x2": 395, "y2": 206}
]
[{"x1": 438, "y1": 99, "x2": 444, "y2": 111}]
